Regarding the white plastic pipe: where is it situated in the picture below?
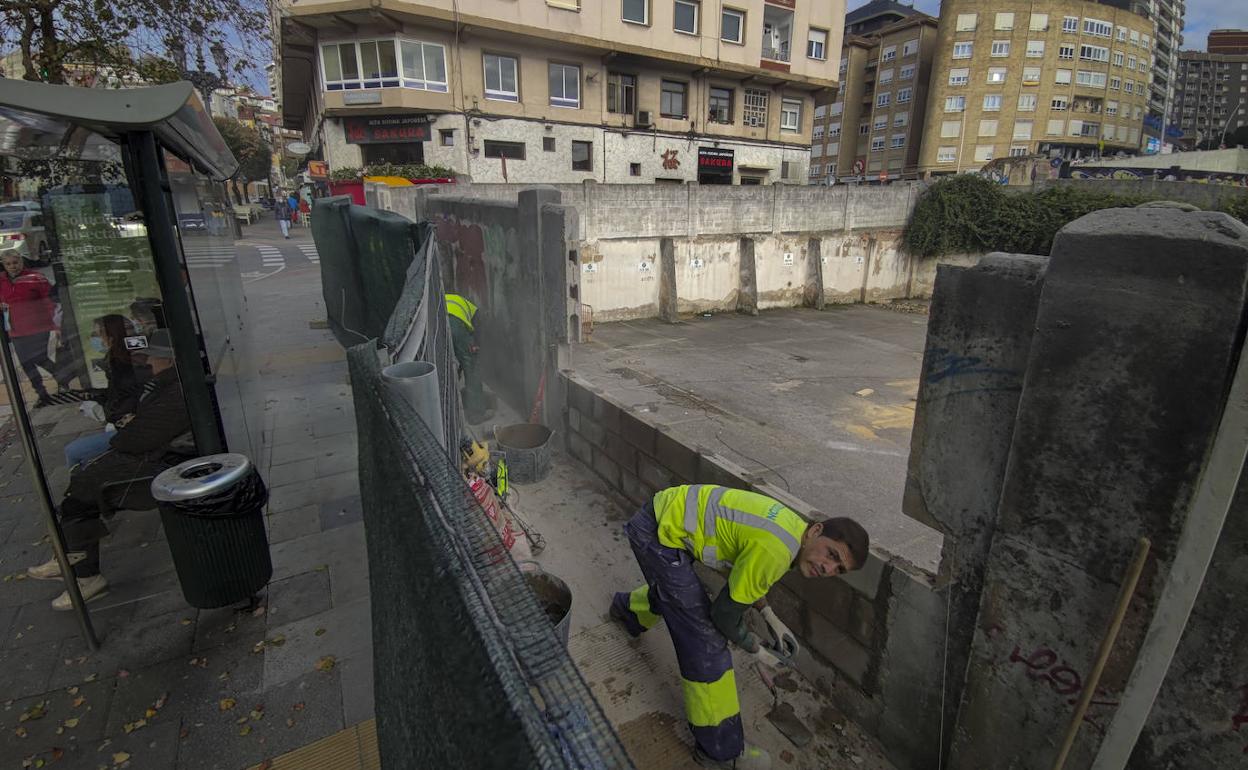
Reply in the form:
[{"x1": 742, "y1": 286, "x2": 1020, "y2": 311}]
[{"x1": 382, "y1": 360, "x2": 446, "y2": 449}]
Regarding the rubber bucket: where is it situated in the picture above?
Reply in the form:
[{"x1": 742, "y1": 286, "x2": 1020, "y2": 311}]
[
  {"x1": 522, "y1": 567, "x2": 572, "y2": 646},
  {"x1": 494, "y1": 423, "x2": 553, "y2": 483}
]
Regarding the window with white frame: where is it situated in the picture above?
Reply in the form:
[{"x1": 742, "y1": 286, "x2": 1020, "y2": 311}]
[
  {"x1": 1067, "y1": 119, "x2": 1083, "y2": 136},
  {"x1": 548, "y1": 62, "x2": 580, "y2": 107},
  {"x1": 900, "y1": 64, "x2": 916, "y2": 80},
  {"x1": 1124, "y1": 80, "x2": 1134, "y2": 93},
  {"x1": 1109, "y1": 76, "x2": 1121, "y2": 90},
  {"x1": 991, "y1": 40, "x2": 1010, "y2": 57},
  {"x1": 983, "y1": 94, "x2": 1002, "y2": 111},
  {"x1": 1113, "y1": 51, "x2": 1124, "y2": 66},
  {"x1": 1056, "y1": 69, "x2": 1072, "y2": 85},
  {"x1": 1027, "y1": 40, "x2": 1045, "y2": 58},
  {"x1": 321, "y1": 38, "x2": 448, "y2": 92},
  {"x1": 814, "y1": 104, "x2": 826, "y2": 119},
  {"x1": 873, "y1": 115, "x2": 887, "y2": 131},
  {"x1": 902, "y1": 39, "x2": 919, "y2": 57},
  {"x1": 871, "y1": 136, "x2": 885, "y2": 151},
  {"x1": 940, "y1": 120, "x2": 961, "y2": 138},
  {"x1": 1013, "y1": 120, "x2": 1033, "y2": 139},
  {"x1": 708, "y1": 86, "x2": 733, "y2": 123},
  {"x1": 953, "y1": 42, "x2": 973, "y2": 59},
  {"x1": 483, "y1": 53, "x2": 519, "y2": 101},
  {"x1": 1142, "y1": 35, "x2": 1149, "y2": 49},
  {"x1": 949, "y1": 68, "x2": 969, "y2": 86},
  {"x1": 1106, "y1": 100, "x2": 1118, "y2": 116},
  {"x1": 780, "y1": 98, "x2": 801, "y2": 131},
  {"x1": 829, "y1": 142, "x2": 839, "y2": 155},
  {"x1": 623, "y1": 0, "x2": 648, "y2": 24},
  {"x1": 1051, "y1": 96, "x2": 1069, "y2": 111},
  {"x1": 1129, "y1": 30, "x2": 1139, "y2": 45},
  {"x1": 859, "y1": 122, "x2": 870, "y2": 135},
  {"x1": 1022, "y1": 66, "x2": 1040, "y2": 84},
  {"x1": 937, "y1": 146, "x2": 957, "y2": 163},
  {"x1": 808, "y1": 28, "x2": 828, "y2": 60},
  {"x1": 995, "y1": 12, "x2": 1014, "y2": 30},
  {"x1": 891, "y1": 133, "x2": 906, "y2": 148},
  {"x1": 978, "y1": 119, "x2": 998, "y2": 136},
  {"x1": 882, "y1": 45, "x2": 897, "y2": 61},
  {"x1": 955, "y1": 13, "x2": 977, "y2": 32},
  {"x1": 1081, "y1": 45, "x2": 1109, "y2": 62},
  {"x1": 809, "y1": 164, "x2": 821, "y2": 177},
  {"x1": 987, "y1": 68, "x2": 1007, "y2": 84},
  {"x1": 877, "y1": 92, "x2": 891, "y2": 108},
  {"x1": 674, "y1": 0, "x2": 699, "y2": 34},
  {"x1": 1007, "y1": 145, "x2": 1026, "y2": 157},
  {"x1": 1083, "y1": 18, "x2": 1112, "y2": 38},
  {"x1": 1030, "y1": 13, "x2": 1048, "y2": 31},
  {"x1": 893, "y1": 112, "x2": 908, "y2": 127},
  {"x1": 897, "y1": 87, "x2": 912, "y2": 104},
  {"x1": 721, "y1": 8, "x2": 744, "y2": 43},
  {"x1": 1076, "y1": 70, "x2": 1107, "y2": 88},
  {"x1": 830, "y1": 102, "x2": 843, "y2": 116},
  {"x1": 1059, "y1": 44, "x2": 1075, "y2": 60},
  {"x1": 1062, "y1": 16, "x2": 1078, "y2": 33},
  {"x1": 1018, "y1": 93, "x2": 1037, "y2": 111},
  {"x1": 1047, "y1": 119, "x2": 1064, "y2": 135},
  {"x1": 974, "y1": 145, "x2": 994, "y2": 162},
  {"x1": 879, "y1": 68, "x2": 894, "y2": 84},
  {"x1": 744, "y1": 88, "x2": 768, "y2": 126},
  {"x1": 813, "y1": 124, "x2": 824, "y2": 139},
  {"x1": 945, "y1": 95, "x2": 966, "y2": 112},
  {"x1": 828, "y1": 122, "x2": 841, "y2": 137}
]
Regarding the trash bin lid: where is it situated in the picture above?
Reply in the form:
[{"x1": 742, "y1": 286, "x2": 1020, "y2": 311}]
[{"x1": 151, "y1": 453, "x2": 253, "y2": 502}]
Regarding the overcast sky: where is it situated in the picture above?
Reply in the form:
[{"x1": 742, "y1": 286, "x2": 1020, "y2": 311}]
[{"x1": 851, "y1": 0, "x2": 1248, "y2": 51}]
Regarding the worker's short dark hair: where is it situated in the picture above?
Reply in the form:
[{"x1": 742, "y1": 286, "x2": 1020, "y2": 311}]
[{"x1": 817, "y1": 517, "x2": 870, "y2": 570}]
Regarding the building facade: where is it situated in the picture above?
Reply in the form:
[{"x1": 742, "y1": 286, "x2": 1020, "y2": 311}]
[
  {"x1": 274, "y1": 0, "x2": 843, "y2": 185},
  {"x1": 1171, "y1": 50, "x2": 1248, "y2": 148},
  {"x1": 916, "y1": 0, "x2": 1155, "y2": 175},
  {"x1": 809, "y1": 12, "x2": 939, "y2": 183},
  {"x1": 1138, "y1": 0, "x2": 1184, "y2": 145},
  {"x1": 1208, "y1": 29, "x2": 1248, "y2": 56}
]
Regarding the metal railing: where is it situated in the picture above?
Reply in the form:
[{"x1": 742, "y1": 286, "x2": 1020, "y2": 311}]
[{"x1": 762, "y1": 43, "x2": 791, "y2": 62}]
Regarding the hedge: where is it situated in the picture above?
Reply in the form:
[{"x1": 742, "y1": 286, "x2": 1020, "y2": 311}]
[{"x1": 903, "y1": 175, "x2": 1248, "y2": 258}]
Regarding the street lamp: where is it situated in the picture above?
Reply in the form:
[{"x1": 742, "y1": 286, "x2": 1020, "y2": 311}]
[{"x1": 1220, "y1": 99, "x2": 1243, "y2": 149}]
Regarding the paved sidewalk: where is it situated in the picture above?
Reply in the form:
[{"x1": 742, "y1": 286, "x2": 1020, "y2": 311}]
[{"x1": 0, "y1": 220, "x2": 373, "y2": 769}]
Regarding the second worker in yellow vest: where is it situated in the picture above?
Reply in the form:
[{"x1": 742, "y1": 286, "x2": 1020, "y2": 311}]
[
  {"x1": 611, "y1": 485, "x2": 869, "y2": 770},
  {"x1": 445, "y1": 293, "x2": 492, "y2": 423}
]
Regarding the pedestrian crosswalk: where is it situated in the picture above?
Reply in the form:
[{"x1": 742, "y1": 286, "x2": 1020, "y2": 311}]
[
  {"x1": 298, "y1": 243, "x2": 320, "y2": 264},
  {"x1": 255, "y1": 244, "x2": 285, "y2": 268},
  {"x1": 181, "y1": 239, "x2": 237, "y2": 268}
]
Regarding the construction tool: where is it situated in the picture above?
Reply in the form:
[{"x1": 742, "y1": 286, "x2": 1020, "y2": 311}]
[{"x1": 755, "y1": 662, "x2": 813, "y2": 749}]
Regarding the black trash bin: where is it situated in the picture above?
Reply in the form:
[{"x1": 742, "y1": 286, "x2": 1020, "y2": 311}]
[{"x1": 151, "y1": 453, "x2": 272, "y2": 609}]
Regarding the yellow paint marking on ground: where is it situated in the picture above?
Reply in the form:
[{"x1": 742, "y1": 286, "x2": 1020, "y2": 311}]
[
  {"x1": 865, "y1": 402, "x2": 916, "y2": 431},
  {"x1": 846, "y1": 424, "x2": 879, "y2": 441},
  {"x1": 885, "y1": 378, "x2": 921, "y2": 397},
  {"x1": 245, "y1": 719, "x2": 377, "y2": 770}
]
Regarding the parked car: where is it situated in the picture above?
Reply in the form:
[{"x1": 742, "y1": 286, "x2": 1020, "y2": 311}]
[
  {"x1": 0, "y1": 210, "x2": 51, "y2": 266},
  {"x1": 0, "y1": 200, "x2": 42, "y2": 215}
]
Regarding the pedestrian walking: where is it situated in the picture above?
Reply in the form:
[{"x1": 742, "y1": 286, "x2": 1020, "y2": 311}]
[
  {"x1": 1, "y1": 251, "x2": 73, "y2": 406},
  {"x1": 275, "y1": 196, "x2": 292, "y2": 238}
]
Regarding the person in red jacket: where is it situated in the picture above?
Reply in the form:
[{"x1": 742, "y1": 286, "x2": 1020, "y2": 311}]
[{"x1": 1, "y1": 251, "x2": 71, "y2": 406}]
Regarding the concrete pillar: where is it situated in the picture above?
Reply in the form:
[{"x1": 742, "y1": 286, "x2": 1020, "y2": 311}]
[
  {"x1": 805, "y1": 237, "x2": 826, "y2": 310},
  {"x1": 737, "y1": 237, "x2": 758, "y2": 316},
  {"x1": 659, "y1": 236, "x2": 679, "y2": 323},
  {"x1": 903, "y1": 253, "x2": 1049, "y2": 765},
  {"x1": 540, "y1": 198, "x2": 577, "y2": 426},
  {"x1": 514, "y1": 186, "x2": 562, "y2": 420},
  {"x1": 948, "y1": 210, "x2": 1248, "y2": 770}
]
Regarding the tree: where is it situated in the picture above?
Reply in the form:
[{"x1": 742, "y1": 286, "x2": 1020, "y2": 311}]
[
  {"x1": 213, "y1": 117, "x2": 272, "y2": 203},
  {"x1": 0, "y1": 0, "x2": 266, "y2": 86}
]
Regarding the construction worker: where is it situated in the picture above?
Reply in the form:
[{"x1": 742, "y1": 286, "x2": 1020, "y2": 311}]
[
  {"x1": 445, "y1": 292, "x2": 491, "y2": 423},
  {"x1": 610, "y1": 485, "x2": 869, "y2": 769}
]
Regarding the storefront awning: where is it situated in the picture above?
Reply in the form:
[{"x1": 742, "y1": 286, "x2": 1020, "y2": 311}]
[{"x1": 0, "y1": 80, "x2": 238, "y2": 180}]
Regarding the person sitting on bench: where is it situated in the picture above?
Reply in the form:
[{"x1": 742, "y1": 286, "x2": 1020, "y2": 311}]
[{"x1": 27, "y1": 330, "x2": 193, "y2": 609}]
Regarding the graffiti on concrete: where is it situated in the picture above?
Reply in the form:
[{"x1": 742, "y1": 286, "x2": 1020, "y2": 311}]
[
  {"x1": 1065, "y1": 165, "x2": 1248, "y2": 187},
  {"x1": 924, "y1": 348, "x2": 1017, "y2": 384}
]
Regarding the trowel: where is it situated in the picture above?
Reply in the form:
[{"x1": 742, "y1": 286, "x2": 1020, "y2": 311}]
[{"x1": 755, "y1": 662, "x2": 814, "y2": 749}]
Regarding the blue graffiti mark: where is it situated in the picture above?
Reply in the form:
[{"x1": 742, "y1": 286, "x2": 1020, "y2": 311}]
[{"x1": 925, "y1": 348, "x2": 1018, "y2": 384}]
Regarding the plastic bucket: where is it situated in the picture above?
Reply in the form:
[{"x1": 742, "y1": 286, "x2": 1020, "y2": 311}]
[
  {"x1": 522, "y1": 567, "x2": 572, "y2": 646},
  {"x1": 494, "y1": 423, "x2": 553, "y2": 483}
]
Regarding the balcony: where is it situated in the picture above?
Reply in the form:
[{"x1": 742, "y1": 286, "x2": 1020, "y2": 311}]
[{"x1": 761, "y1": 5, "x2": 794, "y2": 65}]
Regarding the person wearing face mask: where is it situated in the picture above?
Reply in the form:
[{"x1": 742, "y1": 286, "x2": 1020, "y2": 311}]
[
  {"x1": 62, "y1": 314, "x2": 151, "y2": 468},
  {"x1": 0, "y1": 251, "x2": 73, "y2": 406}
]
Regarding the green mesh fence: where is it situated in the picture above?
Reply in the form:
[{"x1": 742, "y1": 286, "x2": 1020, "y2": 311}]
[
  {"x1": 349, "y1": 343, "x2": 634, "y2": 769},
  {"x1": 311, "y1": 196, "x2": 369, "y2": 346}
]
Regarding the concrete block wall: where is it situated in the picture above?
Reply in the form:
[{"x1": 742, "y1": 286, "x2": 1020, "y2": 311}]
[{"x1": 562, "y1": 371, "x2": 948, "y2": 770}]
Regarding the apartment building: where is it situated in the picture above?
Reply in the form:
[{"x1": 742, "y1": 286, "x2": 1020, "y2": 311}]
[
  {"x1": 1171, "y1": 50, "x2": 1248, "y2": 148},
  {"x1": 809, "y1": 11, "x2": 939, "y2": 183},
  {"x1": 917, "y1": 0, "x2": 1155, "y2": 175},
  {"x1": 273, "y1": 0, "x2": 843, "y2": 185},
  {"x1": 1208, "y1": 29, "x2": 1248, "y2": 56},
  {"x1": 1139, "y1": 0, "x2": 1184, "y2": 142}
]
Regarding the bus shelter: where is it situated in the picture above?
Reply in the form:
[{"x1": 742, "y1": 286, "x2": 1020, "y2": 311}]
[{"x1": 0, "y1": 80, "x2": 260, "y2": 647}]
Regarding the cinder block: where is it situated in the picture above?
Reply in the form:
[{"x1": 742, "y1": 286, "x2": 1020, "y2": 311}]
[
  {"x1": 591, "y1": 395, "x2": 622, "y2": 434},
  {"x1": 565, "y1": 375, "x2": 595, "y2": 417},
  {"x1": 620, "y1": 411, "x2": 658, "y2": 456},
  {"x1": 637, "y1": 453, "x2": 675, "y2": 492},
  {"x1": 767, "y1": 581, "x2": 808, "y2": 640},
  {"x1": 568, "y1": 431, "x2": 592, "y2": 467},
  {"x1": 580, "y1": 414, "x2": 608, "y2": 449},
  {"x1": 849, "y1": 593, "x2": 878, "y2": 648},
  {"x1": 784, "y1": 571, "x2": 854, "y2": 630},
  {"x1": 620, "y1": 469, "x2": 651, "y2": 508},
  {"x1": 805, "y1": 610, "x2": 871, "y2": 687},
  {"x1": 654, "y1": 430, "x2": 699, "y2": 483},
  {"x1": 567, "y1": 407, "x2": 583, "y2": 435},
  {"x1": 592, "y1": 447, "x2": 622, "y2": 489},
  {"x1": 604, "y1": 432, "x2": 638, "y2": 474}
]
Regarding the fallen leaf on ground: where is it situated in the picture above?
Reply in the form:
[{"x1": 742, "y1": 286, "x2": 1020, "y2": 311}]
[
  {"x1": 19, "y1": 701, "x2": 47, "y2": 722},
  {"x1": 252, "y1": 606, "x2": 266, "y2": 618},
  {"x1": 153, "y1": 693, "x2": 168, "y2": 710},
  {"x1": 50, "y1": 748, "x2": 64, "y2": 760},
  {"x1": 31, "y1": 759, "x2": 43, "y2": 768},
  {"x1": 249, "y1": 708, "x2": 264, "y2": 721},
  {"x1": 236, "y1": 717, "x2": 249, "y2": 725},
  {"x1": 14, "y1": 726, "x2": 27, "y2": 738},
  {"x1": 55, "y1": 726, "x2": 64, "y2": 735},
  {"x1": 112, "y1": 751, "x2": 130, "y2": 765},
  {"x1": 258, "y1": 761, "x2": 273, "y2": 770},
  {"x1": 285, "y1": 718, "x2": 295, "y2": 728},
  {"x1": 314, "y1": 656, "x2": 336, "y2": 672},
  {"x1": 179, "y1": 618, "x2": 192, "y2": 626},
  {"x1": 179, "y1": 727, "x2": 190, "y2": 739},
  {"x1": 84, "y1": 674, "x2": 97, "y2": 683},
  {"x1": 144, "y1": 708, "x2": 157, "y2": 718},
  {"x1": 292, "y1": 702, "x2": 305, "y2": 711},
  {"x1": 66, "y1": 687, "x2": 78, "y2": 696},
  {"x1": 71, "y1": 697, "x2": 85, "y2": 708},
  {"x1": 219, "y1": 698, "x2": 237, "y2": 712},
  {"x1": 314, "y1": 628, "x2": 326, "y2": 637},
  {"x1": 63, "y1": 717, "x2": 79, "y2": 729},
  {"x1": 238, "y1": 724, "x2": 252, "y2": 736}
]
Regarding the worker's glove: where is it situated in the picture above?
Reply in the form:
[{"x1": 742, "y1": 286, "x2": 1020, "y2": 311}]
[
  {"x1": 743, "y1": 632, "x2": 788, "y2": 668},
  {"x1": 761, "y1": 606, "x2": 800, "y2": 660}
]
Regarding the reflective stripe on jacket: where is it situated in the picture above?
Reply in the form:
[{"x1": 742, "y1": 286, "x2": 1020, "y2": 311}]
[
  {"x1": 652, "y1": 484, "x2": 808, "y2": 605},
  {"x1": 445, "y1": 293, "x2": 478, "y2": 331}
]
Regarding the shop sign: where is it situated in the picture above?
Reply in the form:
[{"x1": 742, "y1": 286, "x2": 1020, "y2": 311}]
[
  {"x1": 344, "y1": 115, "x2": 433, "y2": 144},
  {"x1": 697, "y1": 147, "x2": 734, "y2": 178},
  {"x1": 307, "y1": 160, "x2": 329, "y2": 179},
  {"x1": 661, "y1": 149, "x2": 680, "y2": 170}
]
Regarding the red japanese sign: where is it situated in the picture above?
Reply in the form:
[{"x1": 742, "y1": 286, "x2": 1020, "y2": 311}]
[{"x1": 343, "y1": 115, "x2": 432, "y2": 144}]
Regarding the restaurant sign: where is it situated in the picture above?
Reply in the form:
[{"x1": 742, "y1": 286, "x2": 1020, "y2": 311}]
[
  {"x1": 697, "y1": 147, "x2": 735, "y2": 179},
  {"x1": 344, "y1": 114, "x2": 433, "y2": 144}
]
